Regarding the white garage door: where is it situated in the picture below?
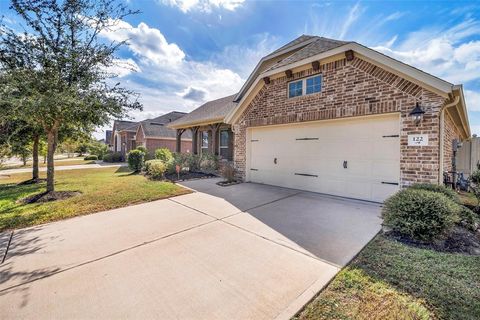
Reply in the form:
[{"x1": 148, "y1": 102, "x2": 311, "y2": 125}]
[{"x1": 248, "y1": 114, "x2": 400, "y2": 202}]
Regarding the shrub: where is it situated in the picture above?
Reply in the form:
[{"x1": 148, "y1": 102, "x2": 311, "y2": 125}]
[
  {"x1": 171, "y1": 152, "x2": 199, "y2": 172},
  {"x1": 155, "y1": 148, "x2": 174, "y2": 164},
  {"x1": 409, "y1": 183, "x2": 460, "y2": 203},
  {"x1": 84, "y1": 155, "x2": 98, "y2": 160},
  {"x1": 220, "y1": 162, "x2": 236, "y2": 182},
  {"x1": 102, "y1": 152, "x2": 123, "y2": 162},
  {"x1": 199, "y1": 152, "x2": 218, "y2": 173},
  {"x1": 127, "y1": 150, "x2": 145, "y2": 172},
  {"x1": 136, "y1": 146, "x2": 147, "y2": 154},
  {"x1": 458, "y1": 206, "x2": 479, "y2": 231},
  {"x1": 382, "y1": 188, "x2": 459, "y2": 242},
  {"x1": 144, "y1": 160, "x2": 166, "y2": 180}
]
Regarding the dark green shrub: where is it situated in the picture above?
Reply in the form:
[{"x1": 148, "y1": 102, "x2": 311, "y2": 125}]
[
  {"x1": 144, "y1": 160, "x2": 166, "y2": 180},
  {"x1": 409, "y1": 183, "x2": 460, "y2": 203},
  {"x1": 84, "y1": 155, "x2": 98, "y2": 160},
  {"x1": 155, "y1": 148, "x2": 173, "y2": 164},
  {"x1": 458, "y1": 206, "x2": 479, "y2": 231},
  {"x1": 103, "y1": 152, "x2": 123, "y2": 162},
  {"x1": 382, "y1": 189, "x2": 459, "y2": 242},
  {"x1": 127, "y1": 150, "x2": 144, "y2": 172}
]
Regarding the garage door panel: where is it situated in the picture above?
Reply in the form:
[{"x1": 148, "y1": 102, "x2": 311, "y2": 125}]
[{"x1": 249, "y1": 115, "x2": 400, "y2": 202}]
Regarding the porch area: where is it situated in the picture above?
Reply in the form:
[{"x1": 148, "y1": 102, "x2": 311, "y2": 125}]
[{"x1": 175, "y1": 123, "x2": 233, "y2": 161}]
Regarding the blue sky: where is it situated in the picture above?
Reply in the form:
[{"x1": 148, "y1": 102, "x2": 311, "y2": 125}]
[{"x1": 3, "y1": 0, "x2": 480, "y2": 138}]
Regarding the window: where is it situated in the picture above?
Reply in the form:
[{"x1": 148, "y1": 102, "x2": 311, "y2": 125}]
[
  {"x1": 306, "y1": 75, "x2": 321, "y2": 94},
  {"x1": 288, "y1": 75, "x2": 322, "y2": 98},
  {"x1": 288, "y1": 80, "x2": 303, "y2": 98},
  {"x1": 219, "y1": 129, "x2": 231, "y2": 160},
  {"x1": 201, "y1": 131, "x2": 209, "y2": 148}
]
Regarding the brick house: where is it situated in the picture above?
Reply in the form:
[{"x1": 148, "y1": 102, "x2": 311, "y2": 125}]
[
  {"x1": 110, "y1": 112, "x2": 192, "y2": 159},
  {"x1": 169, "y1": 35, "x2": 470, "y2": 202}
]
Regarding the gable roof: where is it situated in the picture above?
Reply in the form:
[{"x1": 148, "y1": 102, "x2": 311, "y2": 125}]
[
  {"x1": 113, "y1": 120, "x2": 137, "y2": 132},
  {"x1": 264, "y1": 35, "x2": 318, "y2": 58},
  {"x1": 138, "y1": 111, "x2": 192, "y2": 139},
  {"x1": 265, "y1": 37, "x2": 350, "y2": 72},
  {"x1": 169, "y1": 95, "x2": 237, "y2": 128}
]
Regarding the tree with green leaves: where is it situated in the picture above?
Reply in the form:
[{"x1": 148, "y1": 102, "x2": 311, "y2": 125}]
[
  {"x1": 0, "y1": 0, "x2": 141, "y2": 195},
  {"x1": 0, "y1": 73, "x2": 43, "y2": 180}
]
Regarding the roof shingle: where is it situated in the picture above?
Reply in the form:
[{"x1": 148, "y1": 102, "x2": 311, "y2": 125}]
[{"x1": 169, "y1": 95, "x2": 237, "y2": 128}]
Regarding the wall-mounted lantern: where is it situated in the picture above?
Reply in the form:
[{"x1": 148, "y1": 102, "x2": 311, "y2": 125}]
[{"x1": 409, "y1": 102, "x2": 425, "y2": 125}]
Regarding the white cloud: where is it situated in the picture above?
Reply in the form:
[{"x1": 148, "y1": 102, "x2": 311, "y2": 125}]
[
  {"x1": 372, "y1": 20, "x2": 480, "y2": 84},
  {"x1": 161, "y1": 0, "x2": 245, "y2": 13},
  {"x1": 339, "y1": 2, "x2": 364, "y2": 39},
  {"x1": 465, "y1": 90, "x2": 480, "y2": 112},
  {"x1": 98, "y1": 20, "x2": 246, "y2": 125},
  {"x1": 101, "y1": 20, "x2": 185, "y2": 66}
]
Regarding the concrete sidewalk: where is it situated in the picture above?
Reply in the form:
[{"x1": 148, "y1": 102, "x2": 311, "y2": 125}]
[{"x1": 0, "y1": 178, "x2": 381, "y2": 319}]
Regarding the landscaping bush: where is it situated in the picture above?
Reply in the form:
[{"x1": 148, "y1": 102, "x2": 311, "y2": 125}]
[
  {"x1": 127, "y1": 150, "x2": 144, "y2": 172},
  {"x1": 171, "y1": 152, "x2": 199, "y2": 172},
  {"x1": 144, "y1": 160, "x2": 166, "y2": 180},
  {"x1": 199, "y1": 152, "x2": 218, "y2": 173},
  {"x1": 382, "y1": 188, "x2": 459, "y2": 242},
  {"x1": 220, "y1": 162, "x2": 236, "y2": 182},
  {"x1": 458, "y1": 206, "x2": 479, "y2": 231},
  {"x1": 136, "y1": 146, "x2": 147, "y2": 154},
  {"x1": 155, "y1": 148, "x2": 174, "y2": 164},
  {"x1": 409, "y1": 183, "x2": 460, "y2": 203},
  {"x1": 102, "y1": 152, "x2": 123, "y2": 162},
  {"x1": 84, "y1": 155, "x2": 98, "y2": 161}
]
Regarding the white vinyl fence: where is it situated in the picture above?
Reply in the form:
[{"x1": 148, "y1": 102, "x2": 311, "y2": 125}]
[{"x1": 456, "y1": 137, "x2": 480, "y2": 177}]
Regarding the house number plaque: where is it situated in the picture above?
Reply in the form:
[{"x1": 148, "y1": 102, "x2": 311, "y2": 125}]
[{"x1": 408, "y1": 134, "x2": 428, "y2": 146}]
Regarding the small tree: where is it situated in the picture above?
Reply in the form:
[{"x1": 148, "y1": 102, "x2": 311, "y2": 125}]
[{"x1": 0, "y1": 0, "x2": 141, "y2": 195}]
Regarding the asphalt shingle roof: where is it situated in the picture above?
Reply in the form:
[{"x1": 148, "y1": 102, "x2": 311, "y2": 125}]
[
  {"x1": 265, "y1": 37, "x2": 350, "y2": 72},
  {"x1": 169, "y1": 95, "x2": 237, "y2": 128},
  {"x1": 264, "y1": 35, "x2": 318, "y2": 58},
  {"x1": 114, "y1": 120, "x2": 137, "y2": 131},
  {"x1": 140, "y1": 111, "x2": 192, "y2": 139}
]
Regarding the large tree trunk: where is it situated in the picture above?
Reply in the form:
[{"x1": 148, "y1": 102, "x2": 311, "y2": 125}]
[
  {"x1": 46, "y1": 129, "x2": 57, "y2": 193},
  {"x1": 32, "y1": 134, "x2": 39, "y2": 180}
]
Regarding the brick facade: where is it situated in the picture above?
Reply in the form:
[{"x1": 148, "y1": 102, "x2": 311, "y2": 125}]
[
  {"x1": 233, "y1": 56, "x2": 448, "y2": 187},
  {"x1": 443, "y1": 113, "x2": 461, "y2": 172},
  {"x1": 145, "y1": 139, "x2": 192, "y2": 156}
]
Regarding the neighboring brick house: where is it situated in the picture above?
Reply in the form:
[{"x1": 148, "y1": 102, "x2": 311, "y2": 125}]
[
  {"x1": 110, "y1": 120, "x2": 138, "y2": 158},
  {"x1": 135, "y1": 112, "x2": 192, "y2": 157},
  {"x1": 169, "y1": 35, "x2": 470, "y2": 202},
  {"x1": 110, "y1": 112, "x2": 192, "y2": 159}
]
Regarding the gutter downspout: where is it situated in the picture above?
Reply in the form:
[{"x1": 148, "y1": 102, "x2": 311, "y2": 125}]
[{"x1": 439, "y1": 95, "x2": 460, "y2": 184}]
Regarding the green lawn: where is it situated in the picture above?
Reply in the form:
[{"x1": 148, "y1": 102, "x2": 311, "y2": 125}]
[
  {"x1": 0, "y1": 158, "x2": 95, "y2": 170},
  {"x1": 0, "y1": 167, "x2": 190, "y2": 231},
  {"x1": 296, "y1": 234, "x2": 480, "y2": 320}
]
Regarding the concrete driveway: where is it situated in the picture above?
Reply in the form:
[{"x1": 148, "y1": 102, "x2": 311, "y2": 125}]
[{"x1": 0, "y1": 178, "x2": 381, "y2": 319}]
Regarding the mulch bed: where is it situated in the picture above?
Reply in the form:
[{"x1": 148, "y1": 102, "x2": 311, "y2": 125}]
[
  {"x1": 216, "y1": 180, "x2": 241, "y2": 187},
  {"x1": 19, "y1": 191, "x2": 82, "y2": 204},
  {"x1": 385, "y1": 226, "x2": 480, "y2": 255},
  {"x1": 165, "y1": 171, "x2": 217, "y2": 182}
]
